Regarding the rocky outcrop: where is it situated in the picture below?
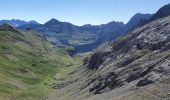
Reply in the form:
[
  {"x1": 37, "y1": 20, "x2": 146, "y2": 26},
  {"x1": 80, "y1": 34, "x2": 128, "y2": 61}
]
[
  {"x1": 85, "y1": 15, "x2": 170, "y2": 96},
  {"x1": 87, "y1": 51, "x2": 110, "y2": 69},
  {"x1": 136, "y1": 72, "x2": 160, "y2": 87}
]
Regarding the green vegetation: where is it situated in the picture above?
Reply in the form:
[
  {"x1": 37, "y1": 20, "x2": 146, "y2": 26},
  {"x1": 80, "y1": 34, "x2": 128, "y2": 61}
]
[{"x1": 0, "y1": 25, "x2": 81, "y2": 100}]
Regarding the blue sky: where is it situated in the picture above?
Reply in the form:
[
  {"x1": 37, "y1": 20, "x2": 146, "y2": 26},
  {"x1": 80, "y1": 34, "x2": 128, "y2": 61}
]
[{"x1": 1, "y1": 0, "x2": 170, "y2": 25}]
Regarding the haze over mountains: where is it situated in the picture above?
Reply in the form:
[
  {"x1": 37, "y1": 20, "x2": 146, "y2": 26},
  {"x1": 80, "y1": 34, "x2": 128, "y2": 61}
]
[
  {"x1": 0, "y1": 12, "x2": 155, "y2": 53},
  {"x1": 0, "y1": 3, "x2": 170, "y2": 100},
  {"x1": 0, "y1": 19, "x2": 39, "y2": 27},
  {"x1": 15, "y1": 13, "x2": 152, "y2": 53}
]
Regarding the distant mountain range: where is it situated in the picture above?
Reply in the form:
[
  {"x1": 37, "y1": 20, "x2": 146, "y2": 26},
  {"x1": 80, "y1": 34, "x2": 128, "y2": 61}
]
[
  {"x1": 0, "y1": 19, "x2": 39, "y2": 27},
  {"x1": 17, "y1": 19, "x2": 125, "y2": 52},
  {"x1": 4, "y1": 4, "x2": 170, "y2": 53},
  {"x1": 16, "y1": 13, "x2": 152, "y2": 53}
]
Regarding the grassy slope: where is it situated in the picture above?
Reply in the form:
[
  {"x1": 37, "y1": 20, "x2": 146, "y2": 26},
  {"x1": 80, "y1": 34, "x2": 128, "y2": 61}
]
[{"x1": 0, "y1": 25, "x2": 79, "y2": 100}]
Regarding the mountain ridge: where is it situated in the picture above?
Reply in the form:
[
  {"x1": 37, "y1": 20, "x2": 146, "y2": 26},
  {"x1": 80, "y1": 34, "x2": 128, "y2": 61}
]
[
  {"x1": 18, "y1": 18, "x2": 126, "y2": 53},
  {"x1": 0, "y1": 19, "x2": 39, "y2": 27},
  {"x1": 133, "y1": 3, "x2": 170, "y2": 30},
  {"x1": 17, "y1": 13, "x2": 151, "y2": 53}
]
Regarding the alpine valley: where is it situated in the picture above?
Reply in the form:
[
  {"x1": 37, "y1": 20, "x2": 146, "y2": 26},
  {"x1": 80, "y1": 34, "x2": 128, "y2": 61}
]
[{"x1": 0, "y1": 3, "x2": 170, "y2": 100}]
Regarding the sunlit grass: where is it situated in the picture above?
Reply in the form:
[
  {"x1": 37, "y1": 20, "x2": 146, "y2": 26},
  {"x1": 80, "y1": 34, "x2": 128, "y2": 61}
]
[{"x1": 0, "y1": 27, "x2": 81, "y2": 100}]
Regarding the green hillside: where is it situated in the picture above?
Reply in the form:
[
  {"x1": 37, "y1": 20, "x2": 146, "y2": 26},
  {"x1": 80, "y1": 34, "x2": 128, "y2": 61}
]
[{"x1": 0, "y1": 24, "x2": 78, "y2": 100}]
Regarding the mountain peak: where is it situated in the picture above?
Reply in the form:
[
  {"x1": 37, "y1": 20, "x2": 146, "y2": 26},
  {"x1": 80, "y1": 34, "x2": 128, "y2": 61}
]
[
  {"x1": 150, "y1": 3, "x2": 170, "y2": 21},
  {"x1": 126, "y1": 13, "x2": 153, "y2": 31},
  {"x1": 44, "y1": 18, "x2": 61, "y2": 26},
  {"x1": 49, "y1": 18, "x2": 60, "y2": 22},
  {"x1": 28, "y1": 20, "x2": 39, "y2": 24}
]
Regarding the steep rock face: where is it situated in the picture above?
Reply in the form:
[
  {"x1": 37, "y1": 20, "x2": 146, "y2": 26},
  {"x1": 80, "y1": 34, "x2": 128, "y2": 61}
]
[{"x1": 86, "y1": 16, "x2": 170, "y2": 95}]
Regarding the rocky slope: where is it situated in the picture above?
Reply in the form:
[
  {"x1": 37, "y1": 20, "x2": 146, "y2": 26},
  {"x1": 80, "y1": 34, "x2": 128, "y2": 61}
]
[{"x1": 47, "y1": 15, "x2": 170, "y2": 100}]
